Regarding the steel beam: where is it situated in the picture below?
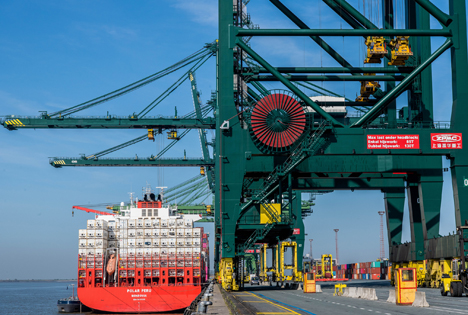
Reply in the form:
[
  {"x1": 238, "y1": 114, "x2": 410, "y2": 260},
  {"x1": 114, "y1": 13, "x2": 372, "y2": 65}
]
[
  {"x1": 1, "y1": 116, "x2": 215, "y2": 130},
  {"x1": 237, "y1": 29, "x2": 452, "y2": 37},
  {"x1": 237, "y1": 40, "x2": 343, "y2": 127},
  {"x1": 269, "y1": 0, "x2": 357, "y2": 69},
  {"x1": 327, "y1": 0, "x2": 378, "y2": 29},
  {"x1": 407, "y1": 181, "x2": 425, "y2": 260},
  {"x1": 351, "y1": 39, "x2": 453, "y2": 127},
  {"x1": 50, "y1": 157, "x2": 214, "y2": 168},
  {"x1": 249, "y1": 67, "x2": 412, "y2": 74},
  {"x1": 249, "y1": 75, "x2": 405, "y2": 82},
  {"x1": 414, "y1": 0, "x2": 453, "y2": 27},
  {"x1": 322, "y1": 0, "x2": 364, "y2": 30},
  {"x1": 384, "y1": 188, "x2": 405, "y2": 246}
]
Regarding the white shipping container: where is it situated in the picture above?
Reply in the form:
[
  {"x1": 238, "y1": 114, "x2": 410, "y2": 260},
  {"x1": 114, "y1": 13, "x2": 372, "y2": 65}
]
[
  {"x1": 169, "y1": 238, "x2": 176, "y2": 247},
  {"x1": 108, "y1": 231, "x2": 117, "y2": 240},
  {"x1": 185, "y1": 238, "x2": 192, "y2": 246},
  {"x1": 152, "y1": 229, "x2": 160, "y2": 237},
  {"x1": 161, "y1": 239, "x2": 168, "y2": 247},
  {"x1": 120, "y1": 248, "x2": 128, "y2": 258},
  {"x1": 161, "y1": 219, "x2": 168, "y2": 227},
  {"x1": 119, "y1": 220, "x2": 128, "y2": 229},
  {"x1": 86, "y1": 248, "x2": 95, "y2": 256},
  {"x1": 144, "y1": 248, "x2": 152, "y2": 257},
  {"x1": 193, "y1": 237, "x2": 200, "y2": 247},
  {"x1": 184, "y1": 218, "x2": 192, "y2": 227},
  {"x1": 128, "y1": 229, "x2": 136, "y2": 238},
  {"x1": 108, "y1": 221, "x2": 116, "y2": 231},
  {"x1": 184, "y1": 248, "x2": 192, "y2": 257},
  {"x1": 152, "y1": 218, "x2": 160, "y2": 227},
  {"x1": 169, "y1": 228, "x2": 176, "y2": 236},
  {"x1": 176, "y1": 219, "x2": 184, "y2": 227},
  {"x1": 160, "y1": 248, "x2": 168, "y2": 256},
  {"x1": 144, "y1": 218, "x2": 152, "y2": 228},
  {"x1": 128, "y1": 238, "x2": 136, "y2": 247},
  {"x1": 152, "y1": 248, "x2": 160, "y2": 257},
  {"x1": 137, "y1": 218, "x2": 144, "y2": 228},
  {"x1": 168, "y1": 248, "x2": 176, "y2": 256},
  {"x1": 87, "y1": 220, "x2": 96, "y2": 229},
  {"x1": 136, "y1": 239, "x2": 144, "y2": 247},
  {"x1": 144, "y1": 238, "x2": 152, "y2": 247},
  {"x1": 95, "y1": 220, "x2": 108, "y2": 230},
  {"x1": 152, "y1": 238, "x2": 160, "y2": 247},
  {"x1": 176, "y1": 247, "x2": 184, "y2": 256},
  {"x1": 87, "y1": 239, "x2": 96, "y2": 247},
  {"x1": 177, "y1": 238, "x2": 184, "y2": 247},
  {"x1": 193, "y1": 228, "x2": 201, "y2": 236},
  {"x1": 176, "y1": 229, "x2": 184, "y2": 237},
  {"x1": 185, "y1": 228, "x2": 192, "y2": 237},
  {"x1": 128, "y1": 248, "x2": 136, "y2": 257},
  {"x1": 119, "y1": 239, "x2": 128, "y2": 248},
  {"x1": 95, "y1": 248, "x2": 104, "y2": 257},
  {"x1": 168, "y1": 219, "x2": 176, "y2": 227},
  {"x1": 87, "y1": 230, "x2": 96, "y2": 238},
  {"x1": 161, "y1": 229, "x2": 168, "y2": 236},
  {"x1": 128, "y1": 219, "x2": 136, "y2": 228},
  {"x1": 136, "y1": 229, "x2": 144, "y2": 238},
  {"x1": 144, "y1": 229, "x2": 152, "y2": 237},
  {"x1": 108, "y1": 240, "x2": 117, "y2": 248},
  {"x1": 136, "y1": 248, "x2": 144, "y2": 257},
  {"x1": 78, "y1": 248, "x2": 87, "y2": 257},
  {"x1": 193, "y1": 248, "x2": 201, "y2": 257},
  {"x1": 79, "y1": 229, "x2": 87, "y2": 238},
  {"x1": 95, "y1": 239, "x2": 107, "y2": 248},
  {"x1": 95, "y1": 229, "x2": 108, "y2": 239}
]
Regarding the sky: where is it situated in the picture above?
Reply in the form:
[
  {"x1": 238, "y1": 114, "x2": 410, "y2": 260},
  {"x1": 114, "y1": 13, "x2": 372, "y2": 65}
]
[{"x1": 0, "y1": 0, "x2": 464, "y2": 279}]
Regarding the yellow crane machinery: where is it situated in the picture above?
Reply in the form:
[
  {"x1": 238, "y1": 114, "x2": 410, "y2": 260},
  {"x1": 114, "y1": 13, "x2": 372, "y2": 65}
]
[
  {"x1": 356, "y1": 73, "x2": 381, "y2": 102},
  {"x1": 425, "y1": 259, "x2": 452, "y2": 288},
  {"x1": 259, "y1": 243, "x2": 279, "y2": 284},
  {"x1": 206, "y1": 204, "x2": 212, "y2": 215},
  {"x1": 147, "y1": 129, "x2": 155, "y2": 141},
  {"x1": 316, "y1": 254, "x2": 334, "y2": 279},
  {"x1": 167, "y1": 130, "x2": 179, "y2": 140},
  {"x1": 364, "y1": 36, "x2": 387, "y2": 64},
  {"x1": 388, "y1": 36, "x2": 413, "y2": 66},
  {"x1": 200, "y1": 166, "x2": 205, "y2": 176},
  {"x1": 278, "y1": 241, "x2": 302, "y2": 283},
  {"x1": 219, "y1": 257, "x2": 239, "y2": 291}
]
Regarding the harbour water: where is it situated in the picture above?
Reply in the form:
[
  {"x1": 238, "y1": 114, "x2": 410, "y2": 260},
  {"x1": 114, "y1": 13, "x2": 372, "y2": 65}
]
[{"x1": 0, "y1": 281, "x2": 84, "y2": 315}]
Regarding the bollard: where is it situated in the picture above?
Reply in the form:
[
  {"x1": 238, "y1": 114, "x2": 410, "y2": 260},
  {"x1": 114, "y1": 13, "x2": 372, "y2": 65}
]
[
  {"x1": 342, "y1": 287, "x2": 350, "y2": 297},
  {"x1": 316, "y1": 284, "x2": 322, "y2": 293},
  {"x1": 197, "y1": 301, "x2": 213, "y2": 313}
]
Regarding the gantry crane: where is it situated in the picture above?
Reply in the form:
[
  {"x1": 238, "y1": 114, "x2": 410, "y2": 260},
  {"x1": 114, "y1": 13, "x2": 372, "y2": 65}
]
[{"x1": 3, "y1": 0, "x2": 468, "y2": 294}]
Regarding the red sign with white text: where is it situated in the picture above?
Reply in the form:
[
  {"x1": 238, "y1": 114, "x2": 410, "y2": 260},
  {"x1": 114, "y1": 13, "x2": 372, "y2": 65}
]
[
  {"x1": 293, "y1": 228, "x2": 300, "y2": 235},
  {"x1": 367, "y1": 135, "x2": 419, "y2": 149},
  {"x1": 431, "y1": 133, "x2": 462, "y2": 149}
]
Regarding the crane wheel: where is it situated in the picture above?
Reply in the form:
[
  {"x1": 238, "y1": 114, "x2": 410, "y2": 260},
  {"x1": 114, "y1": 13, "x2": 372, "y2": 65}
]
[{"x1": 440, "y1": 284, "x2": 448, "y2": 296}]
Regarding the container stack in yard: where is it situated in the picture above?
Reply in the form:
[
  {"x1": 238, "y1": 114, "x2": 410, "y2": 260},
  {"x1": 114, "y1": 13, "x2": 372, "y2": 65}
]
[{"x1": 313, "y1": 260, "x2": 392, "y2": 280}]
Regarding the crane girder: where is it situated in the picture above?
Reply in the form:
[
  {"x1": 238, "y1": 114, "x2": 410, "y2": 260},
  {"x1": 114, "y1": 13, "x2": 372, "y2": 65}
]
[
  {"x1": 50, "y1": 157, "x2": 214, "y2": 168},
  {"x1": 1, "y1": 116, "x2": 215, "y2": 130}
]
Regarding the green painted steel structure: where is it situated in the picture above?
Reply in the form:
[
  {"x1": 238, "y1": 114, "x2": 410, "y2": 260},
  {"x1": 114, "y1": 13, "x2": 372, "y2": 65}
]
[
  {"x1": 214, "y1": 0, "x2": 468, "y2": 289},
  {"x1": 2, "y1": 0, "x2": 468, "y2": 290}
]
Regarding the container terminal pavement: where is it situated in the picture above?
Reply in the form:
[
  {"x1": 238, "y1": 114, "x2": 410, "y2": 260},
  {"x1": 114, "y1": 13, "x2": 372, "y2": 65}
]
[{"x1": 202, "y1": 281, "x2": 468, "y2": 315}]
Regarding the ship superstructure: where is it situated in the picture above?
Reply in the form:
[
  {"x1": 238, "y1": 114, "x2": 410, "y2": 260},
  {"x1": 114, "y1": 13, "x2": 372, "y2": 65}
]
[{"x1": 76, "y1": 185, "x2": 209, "y2": 313}]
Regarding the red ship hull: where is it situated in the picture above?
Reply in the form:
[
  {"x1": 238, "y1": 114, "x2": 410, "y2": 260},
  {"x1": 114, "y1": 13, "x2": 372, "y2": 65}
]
[{"x1": 78, "y1": 285, "x2": 202, "y2": 313}]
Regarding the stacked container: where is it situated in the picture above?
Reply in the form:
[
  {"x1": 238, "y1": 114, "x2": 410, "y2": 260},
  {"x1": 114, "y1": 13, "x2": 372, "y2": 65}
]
[{"x1": 78, "y1": 213, "x2": 206, "y2": 288}]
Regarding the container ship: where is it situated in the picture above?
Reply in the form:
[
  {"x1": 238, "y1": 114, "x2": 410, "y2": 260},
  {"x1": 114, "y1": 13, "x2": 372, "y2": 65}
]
[{"x1": 76, "y1": 186, "x2": 209, "y2": 313}]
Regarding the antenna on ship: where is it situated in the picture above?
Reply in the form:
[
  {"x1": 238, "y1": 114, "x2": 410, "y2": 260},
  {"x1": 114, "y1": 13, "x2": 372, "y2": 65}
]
[{"x1": 156, "y1": 186, "x2": 168, "y2": 202}]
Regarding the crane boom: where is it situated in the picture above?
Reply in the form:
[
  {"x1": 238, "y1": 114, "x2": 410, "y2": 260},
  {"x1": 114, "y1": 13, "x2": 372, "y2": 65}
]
[{"x1": 72, "y1": 206, "x2": 114, "y2": 216}]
